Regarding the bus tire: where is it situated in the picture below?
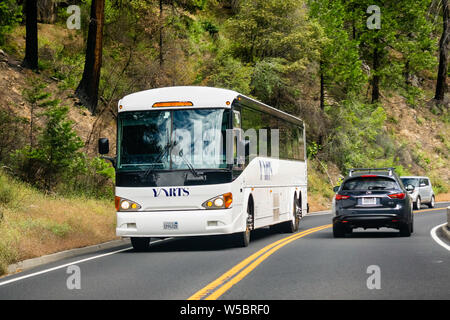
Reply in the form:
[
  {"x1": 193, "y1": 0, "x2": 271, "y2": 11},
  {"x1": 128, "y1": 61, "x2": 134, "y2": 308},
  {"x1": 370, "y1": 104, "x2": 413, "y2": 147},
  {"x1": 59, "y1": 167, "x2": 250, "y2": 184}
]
[
  {"x1": 131, "y1": 237, "x2": 151, "y2": 251},
  {"x1": 234, "y1": 198, "x2": 254, "y2": 247},
  {"x1": 279, "y1": 196, "x2": 300, "y2": 233}
]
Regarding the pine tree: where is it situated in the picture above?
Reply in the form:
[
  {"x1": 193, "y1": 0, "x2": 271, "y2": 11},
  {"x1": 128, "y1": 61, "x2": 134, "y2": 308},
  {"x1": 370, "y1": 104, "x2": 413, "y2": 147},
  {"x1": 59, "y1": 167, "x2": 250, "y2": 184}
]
[{"x1": 310, "y1": 0, "x2": 436, "y2": 103}]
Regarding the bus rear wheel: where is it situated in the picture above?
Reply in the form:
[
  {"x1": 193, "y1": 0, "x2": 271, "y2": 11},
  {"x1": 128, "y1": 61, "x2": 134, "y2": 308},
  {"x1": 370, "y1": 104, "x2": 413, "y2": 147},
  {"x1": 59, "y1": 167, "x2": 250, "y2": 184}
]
[
  {"x1": 278, "y1": 196, "x2": 300, "y2": 233},
  {"x1": 131, "y1": 237, "x2": 151, "y2": 251}
]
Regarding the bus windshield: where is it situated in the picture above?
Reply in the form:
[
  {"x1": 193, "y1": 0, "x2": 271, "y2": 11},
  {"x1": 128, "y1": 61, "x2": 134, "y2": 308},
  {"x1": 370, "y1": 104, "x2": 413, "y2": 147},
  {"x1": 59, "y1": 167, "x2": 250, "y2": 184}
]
[{"x1": 117, "y1": 109, "x2": 230, "y2": 171}]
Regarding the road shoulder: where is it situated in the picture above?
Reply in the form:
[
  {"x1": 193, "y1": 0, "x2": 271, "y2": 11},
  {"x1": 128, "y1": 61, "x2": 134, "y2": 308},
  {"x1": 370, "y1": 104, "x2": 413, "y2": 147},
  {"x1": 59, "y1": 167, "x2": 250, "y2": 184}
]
[
  {"x1": 5, "y1": 203, "x2": 450, "y2": 277},
  {"x1": 439, "y1": 223, "x2": 450, "y2": 243},
  {"x1": 6, "y1": 238, "x2": 130, "y2": 275}
]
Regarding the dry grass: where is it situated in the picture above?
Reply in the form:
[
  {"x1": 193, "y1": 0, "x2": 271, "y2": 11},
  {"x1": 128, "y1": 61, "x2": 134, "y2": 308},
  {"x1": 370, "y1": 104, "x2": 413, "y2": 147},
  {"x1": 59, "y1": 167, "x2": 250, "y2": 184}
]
[
  {"x1": 0, "y1": 171, "x2": 116, "y2": 275},
  {"x1": 307, "y1": 159, "x2": 337, "y2": 212},
  {"x1": 436, "y1": 193, "x2": 450, "y2": 202}
]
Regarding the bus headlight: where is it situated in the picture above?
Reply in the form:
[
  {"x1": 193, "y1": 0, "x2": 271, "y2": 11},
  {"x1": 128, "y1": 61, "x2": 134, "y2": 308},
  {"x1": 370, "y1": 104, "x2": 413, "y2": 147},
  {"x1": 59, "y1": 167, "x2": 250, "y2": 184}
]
[
  {"x1": 115, "y1": 196, "x2": 141, "y2": 212},
  {"x1": 202, "y1": 193, "x2": 232, "y2": 209}
]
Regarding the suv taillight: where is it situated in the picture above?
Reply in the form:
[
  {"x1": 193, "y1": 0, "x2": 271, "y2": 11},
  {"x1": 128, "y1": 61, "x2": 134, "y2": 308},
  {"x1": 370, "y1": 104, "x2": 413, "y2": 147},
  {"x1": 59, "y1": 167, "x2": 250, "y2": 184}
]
[
  {"x1": 335, "y1": 194, "x2": 350, "y2": 200},
  {"x1": 388, "y1": 193, "x2": 406, "y2": 200}
]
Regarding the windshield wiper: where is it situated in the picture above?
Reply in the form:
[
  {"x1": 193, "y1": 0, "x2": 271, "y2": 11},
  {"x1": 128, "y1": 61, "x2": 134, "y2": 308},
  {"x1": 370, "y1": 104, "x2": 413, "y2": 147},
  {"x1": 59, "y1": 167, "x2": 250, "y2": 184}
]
[
  {"x1": 177, "y1": 148, "x2": 202, "y2": 178},
  {"x1": 143, "y1": 141, "x2": 176, "y2": 178}
]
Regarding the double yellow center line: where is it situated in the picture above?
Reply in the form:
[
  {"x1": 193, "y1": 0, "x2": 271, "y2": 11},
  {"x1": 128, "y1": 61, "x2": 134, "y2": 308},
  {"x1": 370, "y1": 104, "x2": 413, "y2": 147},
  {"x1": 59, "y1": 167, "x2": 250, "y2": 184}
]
[
  {"x1": 415, "y1": 207, "x2": 445, "y2": 213},
  {"x1": 188, "y1": 224, "x2": 332, "y2": 300}
]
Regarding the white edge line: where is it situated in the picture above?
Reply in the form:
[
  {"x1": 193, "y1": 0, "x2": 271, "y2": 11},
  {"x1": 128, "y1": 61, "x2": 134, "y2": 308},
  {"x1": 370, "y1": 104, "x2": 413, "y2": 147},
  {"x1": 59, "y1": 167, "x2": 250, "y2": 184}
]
[
  {"x1": 0, "y1": 238, "x2": 168, "y2": 287},
  {"x1": 430, "y1": 223, "x2": 450, "y2": 252},
  {"x1": 306, "y1": 211, "x2": 332, "y2": 216},
  {"x1": 0, "y1": 247, "x2": 131, "y2": 287}
]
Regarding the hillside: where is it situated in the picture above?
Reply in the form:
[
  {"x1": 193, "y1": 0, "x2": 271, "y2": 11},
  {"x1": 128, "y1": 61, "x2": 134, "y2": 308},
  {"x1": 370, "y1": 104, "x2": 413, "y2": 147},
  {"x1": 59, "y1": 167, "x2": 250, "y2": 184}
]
[
  {"x1": 0, "y1": 22, "x2": 448, "y2": 206},
  {"x1": 0, "y1": 0, "x2": 449, "y2": 273}
]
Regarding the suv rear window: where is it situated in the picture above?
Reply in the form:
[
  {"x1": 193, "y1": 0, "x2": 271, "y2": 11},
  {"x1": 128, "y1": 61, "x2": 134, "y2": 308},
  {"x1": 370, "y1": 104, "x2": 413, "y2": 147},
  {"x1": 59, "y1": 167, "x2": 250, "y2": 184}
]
[
  {"x1": 401, "y1": 178, "x2": 419, "y2": 187},
  {"x1": 342, "y1": 177, "x2": 398, "y2": 191}
]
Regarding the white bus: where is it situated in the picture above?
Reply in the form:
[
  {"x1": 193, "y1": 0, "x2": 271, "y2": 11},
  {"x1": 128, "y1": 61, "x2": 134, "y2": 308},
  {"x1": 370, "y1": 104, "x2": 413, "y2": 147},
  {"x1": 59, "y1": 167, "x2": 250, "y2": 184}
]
[{"x1": 98, "y1": 86, "x2": 308, "y2": 250}]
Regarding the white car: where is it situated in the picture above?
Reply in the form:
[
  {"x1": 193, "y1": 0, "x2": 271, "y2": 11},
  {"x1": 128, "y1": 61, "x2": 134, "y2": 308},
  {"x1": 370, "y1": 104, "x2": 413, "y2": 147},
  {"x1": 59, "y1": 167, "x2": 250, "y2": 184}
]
[{"x1": 400, "y1": 176, "x2": 435, "y2": 209}]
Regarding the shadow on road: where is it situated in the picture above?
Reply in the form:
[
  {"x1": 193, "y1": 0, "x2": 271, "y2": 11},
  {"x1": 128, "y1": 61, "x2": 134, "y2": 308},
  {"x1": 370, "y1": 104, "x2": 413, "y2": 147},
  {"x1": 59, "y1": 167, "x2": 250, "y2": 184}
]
[
  {"x1": 311, "y1": 229, "x2": 401, "y2": 239},
  {"x1": 346, "y1": 231, "x2": 401, "y2": 238},
  {"x1": 124, "y1": 227, "x2": 282, "y2": 253}
]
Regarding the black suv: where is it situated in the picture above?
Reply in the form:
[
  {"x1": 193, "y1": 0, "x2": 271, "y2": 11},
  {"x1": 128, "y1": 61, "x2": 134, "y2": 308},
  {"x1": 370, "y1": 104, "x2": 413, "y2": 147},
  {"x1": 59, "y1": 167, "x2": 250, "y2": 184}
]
[{"x1": 332, "y1": 168, "x2": 413, "y2": 237}]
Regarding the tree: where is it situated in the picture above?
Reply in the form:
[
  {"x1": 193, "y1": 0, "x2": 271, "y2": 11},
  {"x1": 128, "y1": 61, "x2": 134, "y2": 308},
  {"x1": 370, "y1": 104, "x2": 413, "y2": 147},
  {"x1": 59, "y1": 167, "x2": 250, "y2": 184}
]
[
  {"x1": 435, "y1": 0, "x2": 449, "y2": 102},
  {"x1": 0, "y1": 0, "x2": 22, "y2": 45},
  {"x1": 19, "y1": 79, "x2": 59, "y2": 183},
  {"x1": 16, "y1": 105, "x2": 84, "y2": 191},
  {"x1": 22, "y1": 0, "x2": 38, "y2": 70},
  {"x1": 37, "y1": 0, "x2": 57, "y2": 23},
  {"x1": 158, "y1": 0, "x2": 208, "y2": 66},
  {"x1": 311, "y1": 0, "x2": 436, "y2": 103},
  {"x1": 359, "y1": 1, "x2": 436, "y2": 102},
  {"x1": 76, "y1": 0, "x2": 105, "y2": 114},
  {"x1": 228, "y1": 0, "x2": 324, "y2": 108},
  {"x1": 308, "y1": 0, "x2": 367, "y2": 103},
  {"x1": 22, "y1": 78, "x2": 59, "y2": 149},
  {"x1": 159, "y1": 0, "x2": 164, "y2": 66},
  {"x1": 36, "y1": 106, "x2": 84, "y2": 191}
]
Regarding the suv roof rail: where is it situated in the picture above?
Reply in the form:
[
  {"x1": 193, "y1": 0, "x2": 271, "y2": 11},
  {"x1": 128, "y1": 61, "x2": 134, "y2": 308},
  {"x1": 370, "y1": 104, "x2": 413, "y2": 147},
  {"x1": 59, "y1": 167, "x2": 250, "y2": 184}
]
[{"x1": 348, "y1": 167, "x2": 395, "y2": 177}]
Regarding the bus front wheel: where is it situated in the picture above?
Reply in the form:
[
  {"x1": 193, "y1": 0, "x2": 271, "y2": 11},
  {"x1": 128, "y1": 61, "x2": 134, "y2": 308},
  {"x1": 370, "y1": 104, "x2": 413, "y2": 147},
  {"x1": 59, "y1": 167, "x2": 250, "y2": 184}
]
[
  {"x1": 234, "y1": 199, "x2": 254, "y2": 247},
  {"x1": 285, "y1": 196, "x2": 301, "y2": 233}
]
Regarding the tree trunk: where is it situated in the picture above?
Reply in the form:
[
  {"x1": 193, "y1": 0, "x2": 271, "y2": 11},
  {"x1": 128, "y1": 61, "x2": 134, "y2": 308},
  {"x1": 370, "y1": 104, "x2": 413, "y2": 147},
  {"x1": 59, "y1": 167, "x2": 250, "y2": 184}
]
[
  {"x1": 320, "y1": 60, "x2": 325, "y2": 110},
  {"x1": 23, "y1": 0, "x2": 38, "y2": 70},
  {"x1": 76, "y1": 0, "x2": 105, "y2": 114},
  {"x1": 37, "y1": 0, "x2": 57, "y2": 24},
  {"x1": 371, "y1": 45, "x2": 381, "y2": 103},
  {"x1": 159, "y1": 0, "x2": 164, "y2": 66},
  {"x1": 435, "y1": 0, "x2": 449, "y2": 102}
]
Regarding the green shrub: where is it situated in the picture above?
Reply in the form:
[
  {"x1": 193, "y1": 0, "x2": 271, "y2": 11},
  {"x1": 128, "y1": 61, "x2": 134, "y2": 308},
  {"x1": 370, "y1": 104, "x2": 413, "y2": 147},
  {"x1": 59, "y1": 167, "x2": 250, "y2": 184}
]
[
  {"x1": 13, "y1": 105, "x2": 85, "y2": 192},
  {"x1": 47, "y1": 222, "x2": 72, "y2": 238},
  {"x1": 0, "y1": 0, "x2": 21, "y2": 45},
  {"x1": 0, "y1": 109, "x2": 28, "y2": 164},
  {"x1": 0, "y1": 174, "x2": 13, "y2": 206},
  {"x1": 325, "y1": 101, "x2": 389, "y2": 171}
]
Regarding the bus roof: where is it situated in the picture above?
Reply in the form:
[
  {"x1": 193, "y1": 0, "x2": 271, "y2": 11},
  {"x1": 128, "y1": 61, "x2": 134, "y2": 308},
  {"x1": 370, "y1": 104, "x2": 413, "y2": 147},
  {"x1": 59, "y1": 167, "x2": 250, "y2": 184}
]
[{"x1": 118, "y1": 86, "x2": 304, "y2": 126}]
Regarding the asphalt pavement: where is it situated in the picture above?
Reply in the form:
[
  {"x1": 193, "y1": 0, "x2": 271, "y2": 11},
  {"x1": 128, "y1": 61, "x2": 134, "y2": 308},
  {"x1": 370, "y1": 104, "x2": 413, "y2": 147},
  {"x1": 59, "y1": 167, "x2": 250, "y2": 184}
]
[{"x1": 0, "y1": 203, "x2": 448, "y2": 300}]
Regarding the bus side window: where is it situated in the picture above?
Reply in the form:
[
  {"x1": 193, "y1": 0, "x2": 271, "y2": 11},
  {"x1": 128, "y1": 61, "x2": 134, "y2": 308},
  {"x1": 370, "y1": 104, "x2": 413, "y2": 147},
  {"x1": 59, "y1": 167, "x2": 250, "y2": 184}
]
[
  {"x1": 233, "y1": 110, "x2": 241, "y2": 129},
  {"x1": 232, "y1": 110, "x2": 244, "y2": 167}
]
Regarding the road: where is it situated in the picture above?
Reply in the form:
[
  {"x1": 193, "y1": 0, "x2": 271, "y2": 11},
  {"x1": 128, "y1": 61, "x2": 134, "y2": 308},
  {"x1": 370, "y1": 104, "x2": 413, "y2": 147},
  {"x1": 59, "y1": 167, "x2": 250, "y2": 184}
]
[{"x1": 0, "y1": 203, "x2": 449, "y2": 300}]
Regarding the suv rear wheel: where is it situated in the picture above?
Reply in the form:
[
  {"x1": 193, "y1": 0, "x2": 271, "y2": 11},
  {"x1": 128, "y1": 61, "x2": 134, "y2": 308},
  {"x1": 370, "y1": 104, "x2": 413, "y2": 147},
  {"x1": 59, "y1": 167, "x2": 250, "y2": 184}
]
[
  {"x1": 399, "y1": 222, "x2": 412, "y2": 237},
  {"x1": 333, "y1": 223, "x2": 347, "y2": 238}
]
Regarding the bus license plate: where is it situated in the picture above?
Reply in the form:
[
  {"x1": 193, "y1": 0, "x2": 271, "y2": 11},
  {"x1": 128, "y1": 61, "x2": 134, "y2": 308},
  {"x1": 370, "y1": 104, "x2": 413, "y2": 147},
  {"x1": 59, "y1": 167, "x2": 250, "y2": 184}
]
[
  {"x1": 163, "y1": 222, "x2": 178, "y2": 230},
  {"x1": 362, "y1": 197, "x2": 376, "y2": 205}
]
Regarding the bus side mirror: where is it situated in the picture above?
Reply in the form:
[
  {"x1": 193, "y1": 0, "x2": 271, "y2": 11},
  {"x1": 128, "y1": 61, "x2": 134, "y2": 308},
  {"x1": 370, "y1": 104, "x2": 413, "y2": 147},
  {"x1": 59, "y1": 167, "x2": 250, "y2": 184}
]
[
  {"x1": 333, "y1": 186, "x2": 340, "y2": 193},
  {"x1": 98, "y1": 138, "x2": 109, "y2": 155}
]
